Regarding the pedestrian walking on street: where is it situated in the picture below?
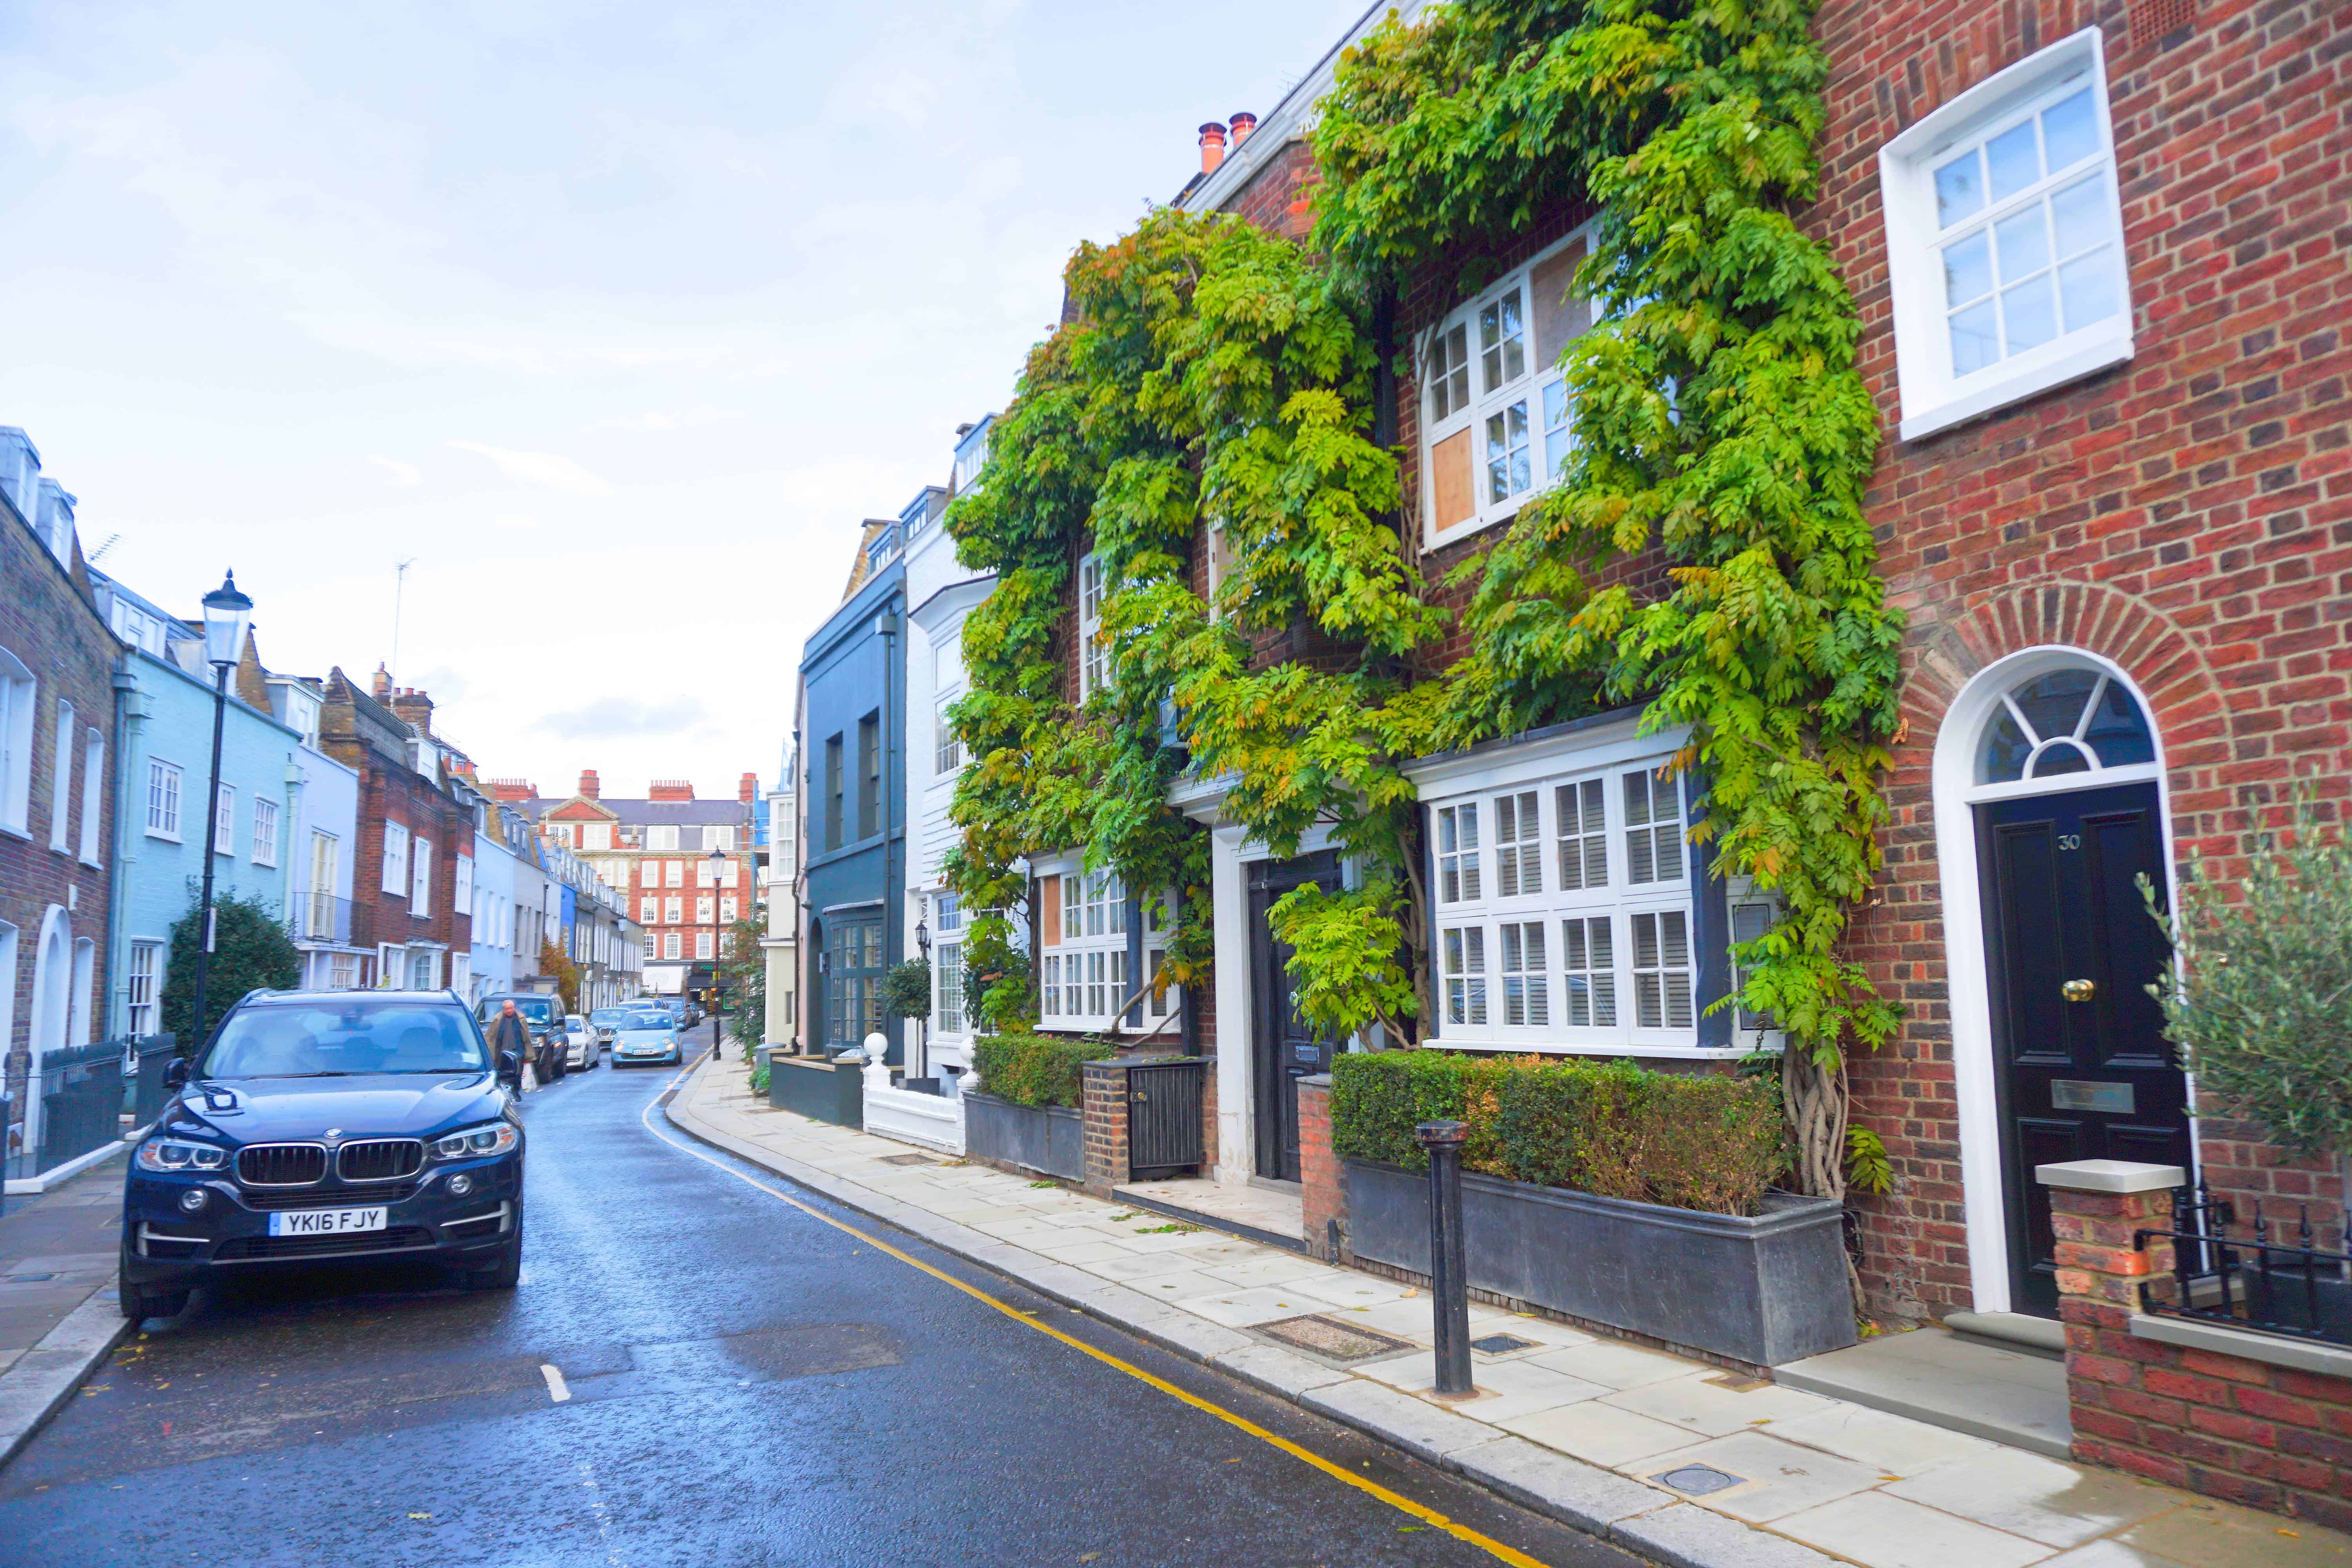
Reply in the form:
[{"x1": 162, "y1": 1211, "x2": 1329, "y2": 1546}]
[{"x1": 490, "y1": 1000, "x2": 538, "y2": 1093}]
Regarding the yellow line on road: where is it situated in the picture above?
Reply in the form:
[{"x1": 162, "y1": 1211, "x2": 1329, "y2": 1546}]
[{"x1": 640, "y1": 1056, "x2": 1549, "y2": 1568}]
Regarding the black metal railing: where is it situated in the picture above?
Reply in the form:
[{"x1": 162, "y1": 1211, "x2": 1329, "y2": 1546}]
[
  {"x1": 1127, "y1": 1058, "x2": 1206, "y2": 1179},
  {"x1": 2138, "y1": 1180, "x2": 2352, "y2": 1348}
]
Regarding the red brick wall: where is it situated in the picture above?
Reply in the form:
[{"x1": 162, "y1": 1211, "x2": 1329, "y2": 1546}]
[
  {"x1": 1080, "y1": 1058, "x2": 1131, "y2": 1197},
  {"x1": 1800, "y1": 0, "x2": 2352, "y2": 1319},
  {"x1": 2051, "y1": 1177, "x2": 2352, "y2": 1527},
  {"x1": 1298, "y1": 1074, "x2": 1343, "y2": 1259},
  {"x1": 0, "y1": 515, "x2": 118, "y2": 1162}
]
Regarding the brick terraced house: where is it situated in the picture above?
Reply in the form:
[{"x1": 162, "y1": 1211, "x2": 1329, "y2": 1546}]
[
  {"x1": 988, "y1": 0, "x2": 2352, "y2": 1389},
  {"x1": 0, "y1": 428, "x2": 118, "y2": 1179}
]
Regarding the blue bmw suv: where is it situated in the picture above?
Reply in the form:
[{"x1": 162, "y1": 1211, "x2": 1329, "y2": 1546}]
[{"x1": 119, "y1": 988, "x2": 526, "y2": 1323}]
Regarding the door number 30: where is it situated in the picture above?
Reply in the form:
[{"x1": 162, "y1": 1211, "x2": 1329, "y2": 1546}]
[{"x1": 2057, "y1": 833, "x2": 2083, "y2": 851}]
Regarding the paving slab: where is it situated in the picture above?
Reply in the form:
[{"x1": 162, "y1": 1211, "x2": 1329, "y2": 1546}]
[
  {"x1": 1775, "y1": 1490, "x2": 2058, "y2": 1568},
  {"x1": 1777, "y1": 1324, "x2": 2073, "y2": 1458},
  {"x1": 1453, "y1": 1435, "x2": 1677, "y2": 1534}
]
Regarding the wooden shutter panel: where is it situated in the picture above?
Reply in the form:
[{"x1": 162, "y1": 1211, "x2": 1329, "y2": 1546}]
[
  {"x1": 1040, "y1": 874, "x2": 1061, "y2": 946},
  {"x1": 1431, "y1": 428, "x2": 1476, "y2": 533},
  {"x1": 1531, "y1": 238, "x2": 1590, "y2": 369}
]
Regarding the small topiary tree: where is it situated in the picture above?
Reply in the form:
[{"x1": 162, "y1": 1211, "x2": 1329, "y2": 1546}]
[
  {"x1": 161, "y1": 886, "x2": 301, "y2": 1051},
  {"x1": 2145, "y1": 798, "x2": 2352, "y2": 1244},
  {"x1": 878, "y1": 958, "x2": 932, "y2": 1026}
]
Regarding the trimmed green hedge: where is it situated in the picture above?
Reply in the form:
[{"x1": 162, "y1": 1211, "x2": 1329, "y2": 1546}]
[
  {"x1": 972, "y1": 1034, "x2": 1117, "y2": 1109},
  {"x1": 1330, "y1": 1053, "x2": 1788, "y2": 1217}
]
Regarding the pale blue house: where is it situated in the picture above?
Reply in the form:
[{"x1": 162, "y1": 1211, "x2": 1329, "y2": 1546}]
[{"x1": 89, "y1": 570, "x2": 308, "y2": 1040}]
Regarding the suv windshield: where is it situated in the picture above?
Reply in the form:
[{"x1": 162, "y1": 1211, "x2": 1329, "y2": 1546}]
[{"x1": 201, "y1": 1002, "x2": 490, "y2": 1078}]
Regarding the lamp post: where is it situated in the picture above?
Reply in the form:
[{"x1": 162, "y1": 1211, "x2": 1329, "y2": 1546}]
[
  {"x1": 707, "y1": 845, "x2": 728, "y2": 1060},
  {"x1": 187, "y1": 570, "x2": 253, "y2": 1054},
  {"x1": 913, "y1": 912, "x2": 930, "y2": 1084}
]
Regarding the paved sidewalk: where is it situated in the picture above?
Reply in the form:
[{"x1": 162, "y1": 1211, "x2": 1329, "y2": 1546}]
[
  {"x1": 0, "y1": 1151, "x2": 133, "y2": 1471},
  {"x1": 672, "y1": 1060, "x2": 2350, "y2": 1568}
]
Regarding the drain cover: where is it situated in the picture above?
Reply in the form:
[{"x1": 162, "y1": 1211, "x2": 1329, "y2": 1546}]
[
  {"x1": 1653, "y1": 1465, "x2": 1744, "y2": 1497},
  {"x1": 3, "y1": 1273, "x2": 56, "y2": 1283},
  {"x1": 877, "y1": 1153, "x2": 936, "y2": 1166},
  {"x1": 1258, "y1": 1313, "x2": 1420, "y2": 1362},
  {"x1": 1469, "y1": 1333, "x2": 1537, "y2": 1356}
]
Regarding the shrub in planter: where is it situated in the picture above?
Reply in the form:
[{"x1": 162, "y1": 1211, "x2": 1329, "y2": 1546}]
[
  {"x1": 1331, "y1": 1052, "x2": 1787, "y2": 1217},
  {"x1": 971, "y1": 1034, "x2": 1117, "y2": 1109}
]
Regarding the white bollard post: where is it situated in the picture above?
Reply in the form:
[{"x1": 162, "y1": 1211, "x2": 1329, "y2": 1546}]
[{"x1": 862, "y1": 1031, "x2": 892, "y2": 1094}]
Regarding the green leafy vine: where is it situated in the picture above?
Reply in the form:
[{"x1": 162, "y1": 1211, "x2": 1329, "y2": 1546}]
[{"x1": 945, "y1": 0, "x2": 1903, "y2": 1207}]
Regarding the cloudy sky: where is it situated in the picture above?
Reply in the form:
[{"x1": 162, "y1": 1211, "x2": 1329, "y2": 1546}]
[{"x1": 0, "y1": 0, "x2": 1365, "y2": 799}]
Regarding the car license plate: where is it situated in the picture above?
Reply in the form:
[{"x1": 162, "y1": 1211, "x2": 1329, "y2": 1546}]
[{"x1": 268, "y1": 1206, "x2": 388, "y2": 1237}]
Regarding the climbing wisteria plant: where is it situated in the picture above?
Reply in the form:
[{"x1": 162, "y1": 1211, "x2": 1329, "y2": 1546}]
[{"x1": 946, "y1": 0, "x2": 1905, "y2": 1209}]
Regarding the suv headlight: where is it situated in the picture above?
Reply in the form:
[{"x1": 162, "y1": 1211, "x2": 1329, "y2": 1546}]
[
  {"x1": 431, "y1": 1121, "x2": 520, "y2": 1161},
  {"x1": 137, "y1": 1138, "x2": 230, "y2": 1173}
]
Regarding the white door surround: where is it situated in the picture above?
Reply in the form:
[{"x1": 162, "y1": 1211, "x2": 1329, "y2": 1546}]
[{"x1": 1930, "y1": 644, "x2": 2183, "y2": 1314}]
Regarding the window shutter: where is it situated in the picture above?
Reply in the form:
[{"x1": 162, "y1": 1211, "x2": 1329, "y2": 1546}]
[
  {"x1": 1040, "y1": 875, "x2": 1061, "y2": 946},
  {"x1": 1531, "y1": 238, "x2": 1590, "y2": 367},
  {"x1": 1431, "y1": 428, "x2": 1476, "y2": 532}
]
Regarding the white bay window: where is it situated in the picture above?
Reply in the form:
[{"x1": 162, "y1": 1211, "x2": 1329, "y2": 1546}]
[
  {"x1": 1034, "y1": 855, "x2": 1178, "y2": 1034},
  {"x1": 1409, "y1": 713, "x2": 1779, "y2": 1058}
]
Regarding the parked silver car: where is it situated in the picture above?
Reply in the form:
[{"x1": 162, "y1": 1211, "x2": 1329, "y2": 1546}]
[{"x1": 562, "y1": 1013, "x2": 601, "y2": 1070}]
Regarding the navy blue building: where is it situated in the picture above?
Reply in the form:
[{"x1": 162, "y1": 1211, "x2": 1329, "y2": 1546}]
[{"x1": 798, "y1": 492, "x2": 938, "y2": 1058}]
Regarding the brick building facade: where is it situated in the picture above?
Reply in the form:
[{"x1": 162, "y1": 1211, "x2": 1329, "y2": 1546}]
[
  {"x1": 1003, "y1": 0, "x2": 2352, "y2": 1341},
  {"x1": 316, "y1": 668, "x2": 474, "y2": 993},
  {"x1": 0, "y1": 430, "x2": 118, "y2": 1175},
  {"x1": 495, "y1": 770, "x2": 758, "y2": 996}
]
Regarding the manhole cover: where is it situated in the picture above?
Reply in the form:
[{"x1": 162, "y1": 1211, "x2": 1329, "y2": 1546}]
[
  {"x1": 1470, "y1": 1333, "x2": 1537, "y2": 1356},
  {"x1": 877, "y1": 1153, "x2": 936, "y2": 1166},
  {"x1": 3, "y1": 1273, "x2": 56, "y2": 1283},
  {"x1": 1258, "y1": 1313, "x2": 1419, "y2": 1362},
  {"x1": 1653, "y1": 1464, "x2": 1744, "y2": 1497}
]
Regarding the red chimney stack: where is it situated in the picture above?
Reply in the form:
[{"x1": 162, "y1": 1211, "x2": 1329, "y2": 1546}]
[
  {"x1": 739, "y1": 772, "x2": 759, "y2": 804},
  {"x1": 649, "y1": 779, "x2": 696, "y2": 802},
  {"x1": 578, "y1": 768, "x2": 601, "y2": 800},
  {"x1": 1198, "y1": 122, "x2": 1227, "y2": 175}
]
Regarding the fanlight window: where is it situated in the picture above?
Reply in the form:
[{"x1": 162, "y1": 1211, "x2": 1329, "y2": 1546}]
[{"x1": 1977, "y1": 667, "x2": 2154, "y2": 784}]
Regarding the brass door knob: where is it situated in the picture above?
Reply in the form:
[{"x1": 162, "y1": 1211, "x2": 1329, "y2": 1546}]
[{"x1": 2062, "y1": 978, "x2": 2096, "y2": 1003}]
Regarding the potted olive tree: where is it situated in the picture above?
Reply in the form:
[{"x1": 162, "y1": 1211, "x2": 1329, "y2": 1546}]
[{"x1": 2146, "y1": 801, "x2": 2352, "y2": 1333}]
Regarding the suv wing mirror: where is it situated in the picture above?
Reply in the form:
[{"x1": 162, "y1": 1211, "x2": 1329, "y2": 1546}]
[
  {"x1": 498, "y1": 1050, "x2": 523, "y2": 1087},
  {"x1": 164, "y1": 1057, "x2": 191, "y2": 1090}
]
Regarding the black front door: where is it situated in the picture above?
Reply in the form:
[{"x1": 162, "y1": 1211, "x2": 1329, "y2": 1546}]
[
  {"x1": 1976, "y1": 780, "x2": 2189, "y2": 1316},
  {"x1": 1250, "y1": 852, "x2": 1338, "y2": 1182}
]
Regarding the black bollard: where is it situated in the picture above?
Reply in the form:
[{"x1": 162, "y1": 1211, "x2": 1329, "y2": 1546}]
[{"x1": 1415, "y1": 1118, "x2": 1473, "y2": 1396}]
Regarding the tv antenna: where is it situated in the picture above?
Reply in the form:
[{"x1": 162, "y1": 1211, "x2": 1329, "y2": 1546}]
[
  {"x1": 389, "y1": 559, "x2": 417, "y2": 685},
  {"x1": 86, "y1": 532, "x2": 122, "y2": 565}
]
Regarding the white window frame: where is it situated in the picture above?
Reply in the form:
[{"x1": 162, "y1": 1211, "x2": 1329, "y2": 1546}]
[
  {"x1": 1411, "y1": 715, "x2": 1768, "y2": 1060},
  {"x1": 1037, "y1": 853, "x2": 1128, "y2": 1032},
  {"x1": 643, "y1": 860, "x2": 662, "y2": 886},
  {"x1": 212, "y1": 783, "x2": 236, "y2": 857},
  {"x1": 251, "y1": 797, "x2": 279, "y2": 867},
  {"x1": 411, "y1": 836, "x2": 433, "y2": 915},
  {"x1": 720, "y1": 859, "x2": 738, "y2": 887},
  {"x1": 377, "y1": 942, "x2": 402, "y2": 988},
  {"x1": 126, "y1": 938, "x2": 162, "y2": 1036},
  {"x1": 1076, "y1": 553, "x2": 1107, "y2": 700},
  {"x1": 1420, "y1": 226, "x2": 1591, "y2": 548},
  {"x1": 696, "y1": 895, "x2": 714, "y2": 924},
  {"x1": 648, "y1": 824, "x2": 680, "y2": 851},
  {"x1": 146, "y1": 758, "x2": 183, "y2": 841},
  {"x1": 47, "y1": 697, "x2": 74, "y2": 852},
  {"x1": 382, "y1": 821, "x2": 410, "y2": 894},
  {"x1": 719, "y1": 896, "x2": 738, "y2": 924},
  {"x1": 449, "y1": 951, "x2": 471, "y2": 996},
  {"x1": 453, "y1": 852, "x2": 474, "y2": 918},
  {"x1": 584, "y1": 823, "x2": 612, "y2": 849},
  {"x1": 665, "y1": 860, "x2": 683, "y2": 887},
  {"x1": 695, "y1": 931, "x2": 714, "y2": 960},
  {"x1": 0, "y1": 648, "x2": 34, "y2": 837},
  {"x1": 933, "y1": 893, "x2": 966, "y2": 1036},
  {"x1": 641, "y1": 896, "x2": 659, "y2": 923},
  {"x1": 1879, "y1": 28, "x2": 2132, "y2": 441},
  {"x1": 664, "y1": 896, "x2": 682, "y2": 924},
  {"x1": 935, "y1": 684, "x2": 964, "y2": 774},
  {"x1": 329, "y1": 951, "x2": 357, "y2": 989},
  {"x1": 664, "y1": 932, "x2": 681, "y2": 960},
  {"x1": 77, "y1": 727, "x2": 104, "y2": 865}
]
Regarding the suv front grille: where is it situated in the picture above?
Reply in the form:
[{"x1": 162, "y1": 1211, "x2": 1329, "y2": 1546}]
[
  {"x1": 215, "y1": 1226, "x2": 434, "y2": 1261},
  {"x1": 241, "y1": 1180, "x2": 422, "y2": 1210},
  {"x1": 237, "y1": 1143, "x2": 327, "y2": 1186},
  {"x1": 338, "y1": 1139, "x2": 424, "y2": 1182}
]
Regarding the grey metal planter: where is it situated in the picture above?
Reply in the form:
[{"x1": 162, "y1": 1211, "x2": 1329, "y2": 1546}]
[
  {"x1": 768, "y1": 1055, "x2": 865, "y2": 1128},
  {"x1": 1343, "y1": 1158, "x2": 1855, "y2": 1367},
  {"x1": 965, "y1": 1092, "x2": 1084, "y2": 1182}
]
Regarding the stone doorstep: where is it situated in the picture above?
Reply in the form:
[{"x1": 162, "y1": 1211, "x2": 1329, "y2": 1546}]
[
  {"x1": 1773, "y1": 1327, "x2": 2074, "y2": 1459},
  {"x1": 661, "y1": 1062, "x2": 1845, "y2": 1568}
]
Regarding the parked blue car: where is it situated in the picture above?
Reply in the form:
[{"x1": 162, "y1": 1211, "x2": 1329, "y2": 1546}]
[{"x1": 118, "y1": 989, "x2": 527, "y2": 1323}]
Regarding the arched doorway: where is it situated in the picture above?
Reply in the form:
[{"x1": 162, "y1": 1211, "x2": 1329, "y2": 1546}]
[
  {"x1": 25, "y1": 906, "x2": 74, "y2": 1156},
  {"x1": 1933, "y1": 651, "x2": 2191, "y2": 1318}
]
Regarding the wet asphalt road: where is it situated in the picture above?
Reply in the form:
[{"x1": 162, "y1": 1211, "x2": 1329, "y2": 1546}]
[{"x1": 0, "y1": 1029, "x2": 1639, "y2": 1568}]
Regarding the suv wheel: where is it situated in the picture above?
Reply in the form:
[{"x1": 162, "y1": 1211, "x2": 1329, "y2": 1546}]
[
  {"x1": 467, "y1": 1214, "x2": 523, "y2": 1290},
  {"x1": 117, "y1": 1250, "x2": 189, "y2": 1323}
]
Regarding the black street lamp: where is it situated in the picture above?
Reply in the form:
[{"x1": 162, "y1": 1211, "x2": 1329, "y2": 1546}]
[
  {"x1": 188, "y1": 570, "x2": 253, "y2": 1053},
  {"x1": 913, "y1": 911, "x2": 930, "y2": 1083},
  {"x1": 707, "y1": 844, "x2": 728, "y2": 1060}
]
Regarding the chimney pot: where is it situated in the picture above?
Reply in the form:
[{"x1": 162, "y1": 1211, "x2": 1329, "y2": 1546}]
[
  {"x1": 371, "y1": 664, "x2": 392, "y2": 701},
  {"x1": 1198, "y1": 122, "x2": 1227, "y2": 175},
  {"x1": 1229, "y1": 111, "x2": 1257, "y2": 145}
]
